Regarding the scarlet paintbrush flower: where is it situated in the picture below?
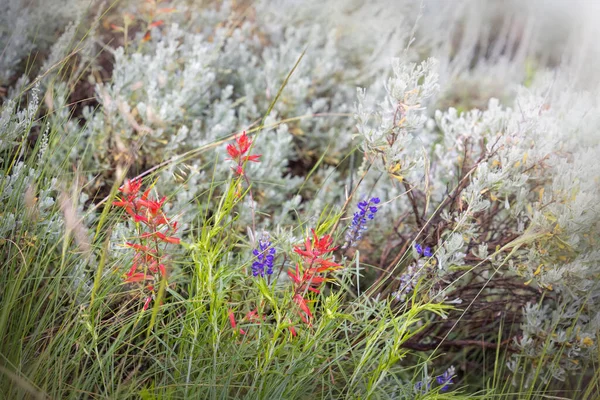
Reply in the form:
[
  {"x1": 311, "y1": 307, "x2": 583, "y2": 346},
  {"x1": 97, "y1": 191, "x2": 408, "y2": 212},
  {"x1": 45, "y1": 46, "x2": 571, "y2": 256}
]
[
  {"x1": 125, "y1": 273, "x2": 154, "y2": 283},
  {"x1": 148, "y1": 20, "x2": 164, "y2": 28},
  {"x1": 235, "y1": 131, "x2": 251, "y2": 154},
  {"x1": 226, "y1": 131, "x2": 261, "y2": 175},
  {"x1": 155, "y1": 231, "x2": 181, "y2": 244},
  {"x1": 287, "y1": 264, "x2": 302, "y2": 285},
  {"x1": 126, "y1": 242, "x2": 155, "y2": 252},
  {"x1": 289, "y1": 228, "x2": 344, "y2": 327},
  {"x1": 293, "y1": 294, "x2": 313, "y2": 319},
  {"x1": 226, "y1": 143, "x2": 240, "y2": 159},
  {"x1": 126, "y1": 264, "x2": 138, "y2": 277},
  {"x1": 293, "y1": 229, "x2": 340, "y2": 271},
  {"x1": 294, "y1": 229, "x2": 337, "y2": 259},
  {"x1": 228, "y1": 310, "x2": 246, "y2": 335},
  {"x1": 243, "y1": 154, "x2": 261, "y2": 163},
  {"x1": 234, "y1": 165, "x2": 244, "y2": 175},
  {"x1": 120, "y1": 178, "x2": 143, "y2": 195},
  {"x1": 135, "y1": 196, "x2": 166, "y2": 213},
  {"x1": 143, "y1": 296, "x2": 152, "y2": 311},
  {"x1": 133, "y1": 214, "x2": 149, "y2": 223},
  {"x1": 113, "y1": 178, "x2": 180, "y2": 311},
  {"x1": 228, "y1": 310, "x2": 237, "y2": 328},
  {"x1": 112, "y1": 199, "x2": 128, "y2": 208},
  {"x1": 244, "y1": 309, "x2": 263, "y2": 322},
  {"x1": 288, "y1": 264, "x2": 329, "y2": 294},
  {"x1": 289, "y1": 323, "x2": 297, "y2": 337}
]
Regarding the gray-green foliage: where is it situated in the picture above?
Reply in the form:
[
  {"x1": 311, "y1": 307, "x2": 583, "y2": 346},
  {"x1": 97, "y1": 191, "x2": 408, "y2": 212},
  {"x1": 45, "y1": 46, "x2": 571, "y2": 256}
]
[
  {"x1": 355, "y1": 53, "x2": 600, "y2": 384},
  {"x1": 76, "y1": 0, "x2": 419, "y2": 230},
  {"x1": 0, "y1": 0, "x2": 92, "y2": 85}
]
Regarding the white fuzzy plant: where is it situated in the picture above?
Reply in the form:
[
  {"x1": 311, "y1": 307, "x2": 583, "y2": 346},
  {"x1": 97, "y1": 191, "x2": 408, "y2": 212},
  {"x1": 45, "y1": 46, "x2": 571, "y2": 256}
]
[
  {"x1": 354, "y1": 53, "x2": 600, "y2": 383},
  {"x1": 0, "y1": 0, "x2": 93, "y2": 86}
]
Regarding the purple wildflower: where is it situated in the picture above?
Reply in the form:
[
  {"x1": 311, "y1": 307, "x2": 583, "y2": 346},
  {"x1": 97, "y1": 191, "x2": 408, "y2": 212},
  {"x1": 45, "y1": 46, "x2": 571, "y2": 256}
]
[
  {"x1": 436, "y1": 366, "x2": 455, "y2": 392},
  {"x1": 342, "y1": 197, "x2": 380, "y2": 249},
  {"x1": 252, "y1": 234, "x2": 276, "y2": 277},
  {"x1": 414, "y1": 380, "x2": 430, "y2": 393},
  {"x1": 415, "y1": 243, "x2": 432, "y2": 257}
]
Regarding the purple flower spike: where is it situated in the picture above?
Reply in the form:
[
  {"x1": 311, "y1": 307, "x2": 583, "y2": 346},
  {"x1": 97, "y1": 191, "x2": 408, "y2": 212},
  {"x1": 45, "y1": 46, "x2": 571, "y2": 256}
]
[
  {"x1": 251, "y1": 233, "x2": 276, "y2": 277},
  {"x1": 343, "y1": 197, "x2": 381, "y2": 249},
  {"x1": 436, "y1": 366, "x2": 455, "y2": 392}
]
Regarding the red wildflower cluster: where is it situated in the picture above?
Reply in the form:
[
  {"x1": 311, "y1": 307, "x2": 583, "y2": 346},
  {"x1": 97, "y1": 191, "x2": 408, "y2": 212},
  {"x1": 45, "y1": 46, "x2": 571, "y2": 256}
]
[
  {"x1": 226, "y1": 131, "x2": 261, "y2": 175},
  {"x1": 112, "y1": 178, "x2": 180, "y2": 310},
  {"x1": 293, "y1": 230, "x2": 340, "y2": 271},
  {"x1": 290, "y1": 230, "x2": 341, "y2": 325}
]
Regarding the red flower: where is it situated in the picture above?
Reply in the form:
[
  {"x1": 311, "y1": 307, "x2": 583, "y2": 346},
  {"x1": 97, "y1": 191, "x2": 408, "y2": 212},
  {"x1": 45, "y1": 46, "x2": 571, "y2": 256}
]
[
  {"x1": 289, "y1": 229, "x2": 344, "y2": 326},
  {"x1": 149, "y1": 20, "x2": 164, "y2": 29},
  {"x1": 228, "y1": 310, "x2": 246, "y2": 335},
  {"x1": 233, "y1": 165, "x2": 245, "y2": 176},
  {"x1": 120, "y1": 178, "x2": 143, "y2": 195},
  {"x1": 143, "y1": 296, "x2": 153, "y2": 311},
  {"x1": 293, "y1": 294, "x2": 313, "y2": 319},
  {"x1": 113, "y1": 178, "x2": 180, "y2": 311},
  {"x1": 293, "y1": 229, "x2": 340, "y2": 270},
  {"x1": 288, "y1": 264, "x2": 328, "y2": 294},
  {"x1": 226, "y1": 143, "x2": 240, "y2": 159},
  {"x1": 133, "y1": 213, "x2": 149, "y2": 223},
  {"x1": 155, "y1": 231, "x2": 181, "y2": 244},
  {"x1": 228, "y1": 310, "x2": 237, "y2": 328},
  {"x1": 112, "y1": 199, "x2": 128, "y2": 207},
  {"x1": 243, "y1": 154, "x2": 261, "y2": 163},
  {"x1": 235, "y1": 131, "x2": 252, "y2": 154},
  {"x1": 226, "y1": 131, "x2": 261, "y2": 175},
  {"x1": 244, "y1": 309, "x2": 263, "y2": 323},
  {"x1": 126, "y1": 242, "x2": 155, "y2": 252},
  {"x1": 124, "y1": 273, "x2": 154, "y2": 283},
  {"x1": 135, "y1": 196, "x2": 166, "y2": 213}
]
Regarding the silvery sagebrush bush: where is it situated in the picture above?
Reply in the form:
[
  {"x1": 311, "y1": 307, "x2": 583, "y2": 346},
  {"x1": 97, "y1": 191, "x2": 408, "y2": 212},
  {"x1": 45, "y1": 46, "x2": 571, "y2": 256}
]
[
  {"x1": 75, "y1": 0, "x2": 424, "y2": 233},
  {"x1": 354, "y1": 50, "x2": 600, "y2": 383},
  {"x1": 0, "y1": 84, "x2": 40, "y2": 156},
  {"x1": 0, "y1": 81, "x2": 96, "y2": 297},
  {"x1": 80, "y1": 20, "x2": 302, "y2": 230},
  {"x1": 0, "y1": 0, "x2": 101, "y2": 297},
  {"x1": 0, "y1": 0, "x2": 96, "y2": 86}
]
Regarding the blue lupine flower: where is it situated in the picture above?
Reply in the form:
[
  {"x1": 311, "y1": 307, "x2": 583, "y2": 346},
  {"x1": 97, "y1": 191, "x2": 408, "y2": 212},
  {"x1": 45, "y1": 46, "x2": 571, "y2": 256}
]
[
  {"x1": 415, "y1": 243, "x2": 432, "y2": 257},
  {"x1": 251, "y1": 235, "x2": 276, "y2": 277},
  {"x1": 436, "y1": 366, "x2": 455, "y2": 392},
  {"x1": 414, "y1": 380, "x2": 430, "y2": 393},
  {"x1": 415, "y1": 243, "x2": 423, "y2": 255},
  {"x1": 343, "y1": 197, "x2": 380, "y2": 249}
]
